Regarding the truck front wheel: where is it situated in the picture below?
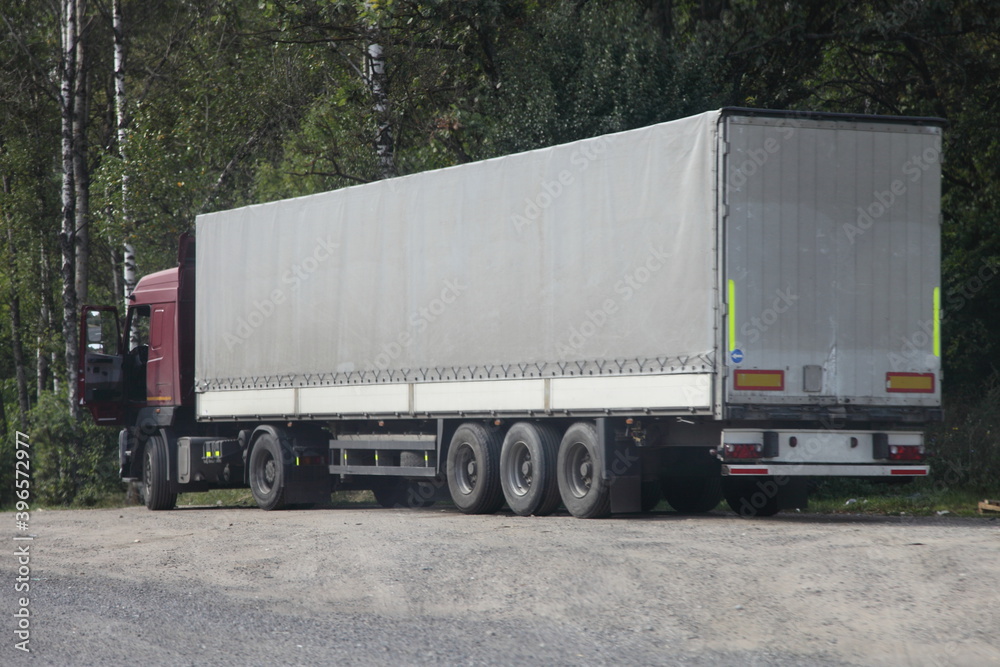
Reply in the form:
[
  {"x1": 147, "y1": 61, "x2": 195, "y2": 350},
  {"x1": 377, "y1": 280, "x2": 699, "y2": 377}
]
[
  {"x1": 143, "y1": 435, "x2": 177, "y2": 511},
  {"x1": 249, "y1": 433, "x2": 288, "y2": 511},
  {"x1": 446, "y1": 423, "x2": 504, "y2": 514}
]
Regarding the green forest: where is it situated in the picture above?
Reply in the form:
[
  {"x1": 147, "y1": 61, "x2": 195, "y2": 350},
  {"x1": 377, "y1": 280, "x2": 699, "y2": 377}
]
[{"x1": 1, "y1": 0, "x2": 998, "y2": 507}]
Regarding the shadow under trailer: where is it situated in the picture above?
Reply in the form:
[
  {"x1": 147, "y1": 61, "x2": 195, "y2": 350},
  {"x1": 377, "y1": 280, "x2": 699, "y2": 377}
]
[{"x1": 80, "y1": 108, "x2": 943, "y2": 518}]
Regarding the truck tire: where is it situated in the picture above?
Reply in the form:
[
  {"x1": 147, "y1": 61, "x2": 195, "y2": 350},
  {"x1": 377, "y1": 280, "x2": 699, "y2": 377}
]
[
  {"x1": 447, "y1": 423, "x2": 504, "y2": 514},
  {"x1": 249, "y1": 433, "x2": 288, "y2": 511},
  {"x1": 143, "y1": 435, "x2": 177, "y2": 511},
  {"x1": 723, "y1": 477, "x2": 780, "y2": 518},
  {"x1": 500, "y1": 422, "x2": 561, "y2": 517},
  {"x1": 662, "y1": 476, "x2": 722, "y2": 514},
  {"x1": 557, "y1": 422, "x2": 610, "y2": 519}
]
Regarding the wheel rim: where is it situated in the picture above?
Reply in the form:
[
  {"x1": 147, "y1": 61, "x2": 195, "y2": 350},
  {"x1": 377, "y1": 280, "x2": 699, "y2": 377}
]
[
  {"x1": 255, "y1": 449, "x2": 276, "y2": 495},
  {"x1": 505, "y1": 440, "x2": 532, "y2": 498},
  {"x1": 564, "y1": 440, "x2": 593, "y2": 499},
  {"x1": 454, "y1": 442, "x2": 478, "y2": 495},
  {"x1": 143, "y1": 447, "x2": 153, "y2": 498}
]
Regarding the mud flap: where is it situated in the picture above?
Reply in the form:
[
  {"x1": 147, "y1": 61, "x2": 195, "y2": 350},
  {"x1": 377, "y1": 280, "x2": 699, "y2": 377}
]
[
  {"x1": 283, "y1": 465, "x2": 332, "y2": 505},
  {"x1": 598, "y1": 418, "x2": 642, "y2": 514}
]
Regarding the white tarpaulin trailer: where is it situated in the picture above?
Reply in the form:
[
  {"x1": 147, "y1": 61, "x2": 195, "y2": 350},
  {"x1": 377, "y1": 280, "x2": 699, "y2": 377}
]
[
  {"x1": 82, "y1": 107, "x2": 943, "y2": 517},
  {"x1": 194, "y1": 108, "x2": 942, "y2": 423}
]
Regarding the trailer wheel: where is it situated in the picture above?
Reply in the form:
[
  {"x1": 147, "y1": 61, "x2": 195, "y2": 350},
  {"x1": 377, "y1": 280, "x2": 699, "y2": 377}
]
[
  {"x1": 249, "y1": 433, "x2": 288, "y2": 511},
  {"x1": 143, "y1": 435, "x2": 176, "y2": 511},
  {"x1": 500, "y1": 422, "x2": 561, "y2": 517},
  {"x1": 557, "y1": 422, "x2": 610, "y2": 519},
  {"x1": 723, "y1": 477, "x2": 780, "y2": 517},
  {"x1": 446, "y1": 423, "x2": 504, "y2": 514},
  {"x1": 662, "y1": 476, "x2": 722, "y2": 513}
]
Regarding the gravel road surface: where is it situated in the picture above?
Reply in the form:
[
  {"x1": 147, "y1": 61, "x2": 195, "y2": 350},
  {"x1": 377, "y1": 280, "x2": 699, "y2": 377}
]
[{"x1": 4, "y1": 504, "x2": 999, "y2": 666}]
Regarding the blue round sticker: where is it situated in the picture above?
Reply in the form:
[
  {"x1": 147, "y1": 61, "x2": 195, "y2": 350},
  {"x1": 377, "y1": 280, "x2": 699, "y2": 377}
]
[{"x1": 730, "y1": 349, "x2": 744, "y2": 364}]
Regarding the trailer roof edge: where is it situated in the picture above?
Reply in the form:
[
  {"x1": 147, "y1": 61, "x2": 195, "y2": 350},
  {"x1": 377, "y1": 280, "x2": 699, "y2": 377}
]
[{"x1": 720, "y1": 106, "x2": 947, "y2": 128}]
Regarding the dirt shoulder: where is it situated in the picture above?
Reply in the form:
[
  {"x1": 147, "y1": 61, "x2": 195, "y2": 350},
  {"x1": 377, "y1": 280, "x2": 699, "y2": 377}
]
[{"x1": 6, "y1": 505, "x2": 999, "y2": 666}]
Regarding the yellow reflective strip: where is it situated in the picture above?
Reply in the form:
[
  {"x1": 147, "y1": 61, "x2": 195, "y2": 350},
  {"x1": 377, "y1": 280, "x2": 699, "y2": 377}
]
[
  {"x1": 296, "y1": 457, "x2": 300, "y2": 466},
  {"x1": 887, "y1": 374, "x2": 933, "y2": 391},
  {"x1": 753, "y1": 374, "x2": 783, "y2": 388},
  {"x1": 727, "y1": 279, "x2": 737, "y2": 351},
  {"x1": 933, "y1": 287, "x2": 941, "y2": 357},
  {"x1": 735, "y1": 370, "x2": 784, "y2": 389}
]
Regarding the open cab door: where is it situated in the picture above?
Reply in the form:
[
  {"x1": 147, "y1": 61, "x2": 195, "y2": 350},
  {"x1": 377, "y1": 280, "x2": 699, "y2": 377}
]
[{"x1": 79, "y1": 306, "x2": 125, "y2": 425}]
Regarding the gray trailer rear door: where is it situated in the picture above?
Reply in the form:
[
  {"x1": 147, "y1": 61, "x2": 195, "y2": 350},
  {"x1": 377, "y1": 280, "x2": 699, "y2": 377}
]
[{"x1": 721, "y1": 112, "x2": 943, "y2": 411}]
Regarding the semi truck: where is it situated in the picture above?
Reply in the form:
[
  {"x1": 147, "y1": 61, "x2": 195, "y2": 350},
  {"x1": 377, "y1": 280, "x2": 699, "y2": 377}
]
[{"x1": 80, "y1": 107, "x2": 943, "y2": 518}]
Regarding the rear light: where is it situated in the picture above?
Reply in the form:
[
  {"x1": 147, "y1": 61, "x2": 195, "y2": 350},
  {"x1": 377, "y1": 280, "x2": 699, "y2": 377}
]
[
  {"x1": 724, "y1": 443, "x2": 762, "y2": 459},
  {"x1": 888, "y1": 445, "x2": 923, "y2": 461},
  {"x1": 886, "y1": 372, "x2": 934, "y2": 393},
  {"x1": 733, "y1": 370, "x2": 785, "y2": 391}
]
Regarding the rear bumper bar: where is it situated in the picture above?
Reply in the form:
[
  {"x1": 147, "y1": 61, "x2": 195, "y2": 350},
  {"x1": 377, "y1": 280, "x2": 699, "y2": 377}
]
[
  {"x1": 723, "y1": 464, "x2": 929, "y2": 477},
  {"x1": 718, "y1": 428, "x2": 929, "y2": 477}
]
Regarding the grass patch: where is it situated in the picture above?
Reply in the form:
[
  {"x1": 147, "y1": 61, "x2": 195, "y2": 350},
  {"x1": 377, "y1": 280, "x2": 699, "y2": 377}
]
[
  {"x1": 806, "y1": 479, "x2": 993, "y2": 517},
  {"x1": 178, "y1": 488, "x2": 256, "y2": 508},
  {"x1": 9, "y1": 477, "x2": 994, "y2": 518},
  {"x1": 176, "y1": 488, "x2": 377, "y2": 508},
  {"x1": 330, "y1": 490, "x2": 376, "y2": 505},
  {"x1": 0, "y1": 487, "x2": 136, "y2": 511},
  {"x1": 35, "y1": 489, "x2": 135, "y2": 510}
]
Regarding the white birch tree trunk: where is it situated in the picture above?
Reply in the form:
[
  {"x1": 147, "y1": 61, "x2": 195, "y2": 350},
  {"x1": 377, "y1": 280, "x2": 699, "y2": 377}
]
[
  {"x1": 113, "y1": 0, "x2": 138, "y2": 348},
  {"x1": 37, "y1": 246, "x2": 53, "y2": 396},
  {"x1": 366, "y1": 38, "x2": 395, "y2": 179},
  {"x1": 59, "y1": 0, "x2": 79, "y2": 418},
  {"x1": 73, "y1": 0, "x2": 89, "y2": 310}
]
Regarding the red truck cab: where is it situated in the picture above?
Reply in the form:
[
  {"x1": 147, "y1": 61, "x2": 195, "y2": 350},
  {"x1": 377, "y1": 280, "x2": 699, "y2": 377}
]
[{"x1": 79, "y1": 235, "x2": 195, "y2": 427}]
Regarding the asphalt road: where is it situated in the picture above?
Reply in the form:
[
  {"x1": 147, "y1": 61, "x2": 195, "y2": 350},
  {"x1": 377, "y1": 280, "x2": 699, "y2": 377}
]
[{"x1": 4, "y1": 504, "x2": 999, "y2": 666}]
